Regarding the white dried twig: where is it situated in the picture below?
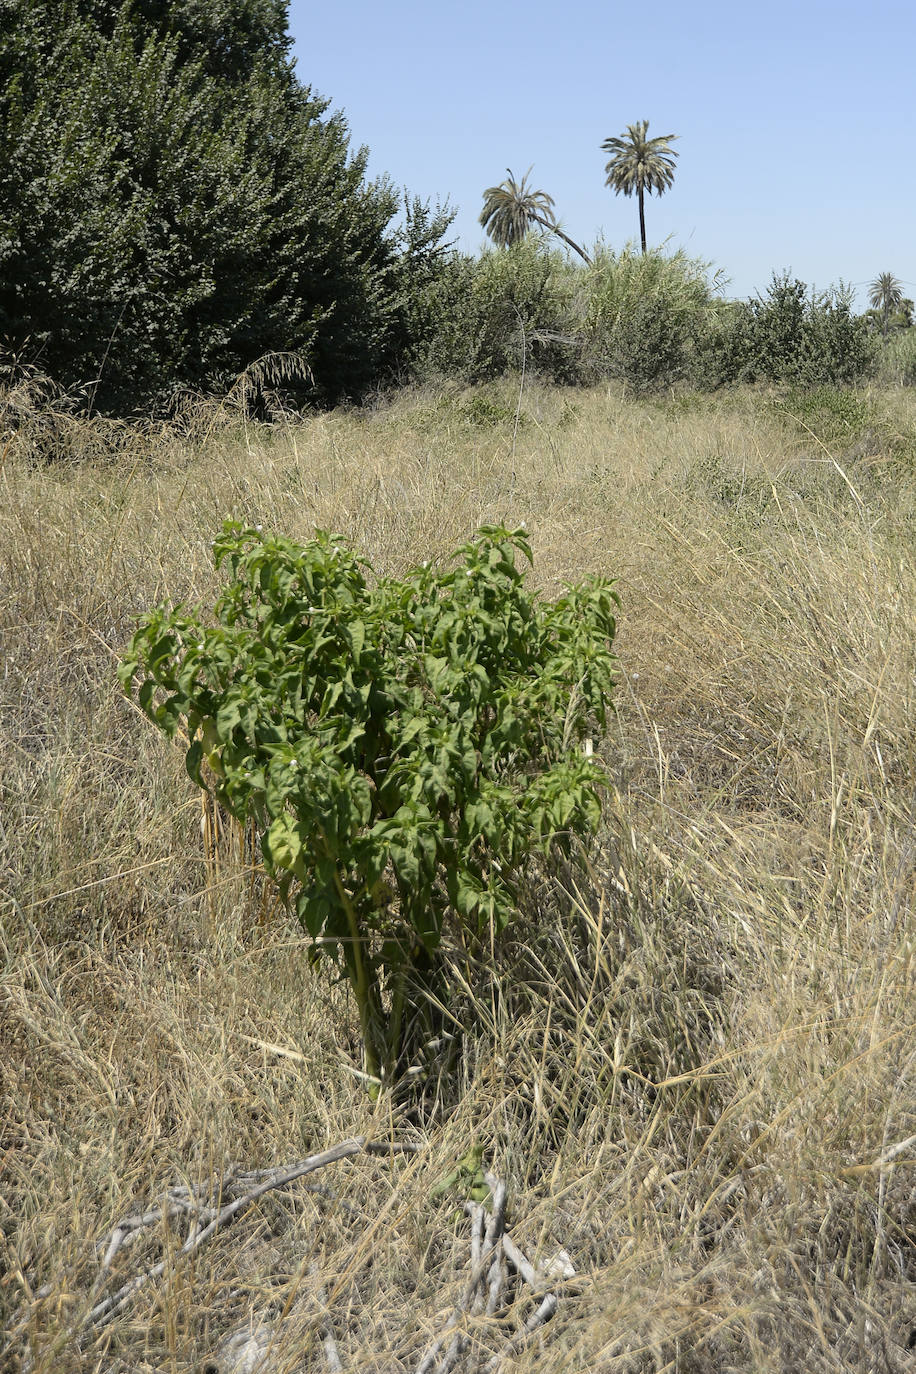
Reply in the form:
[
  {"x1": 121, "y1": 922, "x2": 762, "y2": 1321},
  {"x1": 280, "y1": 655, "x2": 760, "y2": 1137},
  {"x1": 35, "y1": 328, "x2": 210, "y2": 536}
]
[
  {"x1": 416, "y1": 1178, "x2": 510, "y2": 1374},
  {"x1": 88, "y1": 1137, "x2": 419, "y2": 1329}
]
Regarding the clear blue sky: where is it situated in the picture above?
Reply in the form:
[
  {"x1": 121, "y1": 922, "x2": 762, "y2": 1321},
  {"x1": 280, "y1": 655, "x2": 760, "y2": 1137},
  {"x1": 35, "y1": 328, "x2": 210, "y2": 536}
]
[{"x1": 288, "y1": 0, "x2": 915, "y2": 309}]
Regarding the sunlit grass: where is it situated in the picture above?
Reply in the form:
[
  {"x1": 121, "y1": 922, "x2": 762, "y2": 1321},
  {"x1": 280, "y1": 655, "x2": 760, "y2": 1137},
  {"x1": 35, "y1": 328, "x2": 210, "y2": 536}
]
[{"x1": 2, "y1": 379, "x2": 914, "y2": 1371}]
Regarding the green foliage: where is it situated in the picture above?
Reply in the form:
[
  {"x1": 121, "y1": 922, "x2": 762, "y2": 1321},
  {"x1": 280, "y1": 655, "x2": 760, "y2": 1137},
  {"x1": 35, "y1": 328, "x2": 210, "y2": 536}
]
[
  {"x1": 0, "y1": 0, "x2": 452, "y2": 413},
  {"x1": 690, "y1": 300, "x2": 755, "y2": 390},
  {"x1": 379, "y1": 194, "x2": 459, "y2": 383},
  {"x1": 874, "y1": 327, "x2": 916, "y2": 387},
  {"x1": 584, "y1": 245, "x2": 721, "y2": 393},
  {"x1": 780, "y1": 386, "x2": 871, "y2": 447},
  {"x1": 457, "y1": 390, "x2": 521, "y2": 427},
  {"x1": 729, "y1": 274, "x2": 875, "y2": 388},
  {"x1": 865, "y1": 300, "x2": 914, "y2": 336},
  {"x1": 411, "y1": 240, "x2": 582, "y2": 385},
  {"x1": 119, "y1": 524, "x2": 617, "y2": 1088}
]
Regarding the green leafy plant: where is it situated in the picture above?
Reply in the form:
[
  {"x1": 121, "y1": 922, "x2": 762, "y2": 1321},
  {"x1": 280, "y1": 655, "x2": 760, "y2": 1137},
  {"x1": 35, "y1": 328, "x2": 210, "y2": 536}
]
[{"x1": 119, "y1": 523, "x2": 617, "y2": 1089}]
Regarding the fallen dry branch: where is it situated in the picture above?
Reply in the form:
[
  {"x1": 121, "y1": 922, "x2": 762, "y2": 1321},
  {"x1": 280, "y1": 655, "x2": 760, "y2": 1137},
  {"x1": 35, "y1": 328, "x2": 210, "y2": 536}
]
[
  {"x1": 83, "y1": 1137, "x2": 419, "y2": 1330},
  {"x1": 10, "y1": 1146, "x2": 583, "y2": 1374},
  {"x1": 414, "y1": 1173, "x2": 576, "y2": 1374}
]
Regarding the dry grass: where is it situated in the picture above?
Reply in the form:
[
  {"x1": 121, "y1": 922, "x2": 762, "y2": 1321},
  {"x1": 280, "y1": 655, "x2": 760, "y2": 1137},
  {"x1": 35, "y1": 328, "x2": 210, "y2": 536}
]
[{"x1": 1, "y1": 378, "x2": 914, "y2": 1372}]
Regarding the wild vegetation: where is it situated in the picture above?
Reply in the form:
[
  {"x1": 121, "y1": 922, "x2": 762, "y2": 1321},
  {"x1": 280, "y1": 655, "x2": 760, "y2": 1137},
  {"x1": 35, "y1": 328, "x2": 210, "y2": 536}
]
[
  {"x1": 120, "y1": 521, "x2": 617, "y2": 1088},
  {"x1": 3, "y1": 2, "x2": 900, "y2": 418},
  {"x1": 0, "y1": 0, "x2": 456, "y2": 411},
  {"x1": 3, "y1": 5, "x2": 915, "y2": 1370},
  {"x1": 2, "y1": 375, "x2": 915, "y2": 1371}
]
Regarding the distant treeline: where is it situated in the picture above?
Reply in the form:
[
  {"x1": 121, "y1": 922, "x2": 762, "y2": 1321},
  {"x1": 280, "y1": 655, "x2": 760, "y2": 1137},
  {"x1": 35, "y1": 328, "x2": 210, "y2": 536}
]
[{"x1": 0, "y1": 1, "x2": 889, "y2": 414}]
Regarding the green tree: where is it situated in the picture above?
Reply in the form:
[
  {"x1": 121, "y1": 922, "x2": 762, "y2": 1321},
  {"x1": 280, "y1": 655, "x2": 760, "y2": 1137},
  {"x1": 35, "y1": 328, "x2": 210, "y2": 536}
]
[
  {"x1": 378, "y1": 193, "x2": 459, "y2": 381},
  {"x1": 0, "y1": 0, "x2": 446, "y2": 412},
  {"x1": 735, "y1": 273, "x2": 874, "y2": 387},
  {"x1": 480, "y1": 168, "x2": 591, "y2": 264},
  {"x1": 601, "y1": 120, "x2": 679, "y2": 254},
  {"x1": 868, "y1": 272, "x2": 904, "y2": 338}
]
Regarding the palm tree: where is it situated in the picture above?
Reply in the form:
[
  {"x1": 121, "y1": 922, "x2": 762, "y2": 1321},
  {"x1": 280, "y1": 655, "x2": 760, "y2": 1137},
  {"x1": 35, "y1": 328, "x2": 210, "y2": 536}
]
[
  {"x1": 868, "y1": 271, "x2": 904, "y2": 338},
  {"x1": 601, "y1": 121, "x2": 679, "y2": 254},
  {"x1": 479, "y1": 168, "x2": 591, "y2": 264}
]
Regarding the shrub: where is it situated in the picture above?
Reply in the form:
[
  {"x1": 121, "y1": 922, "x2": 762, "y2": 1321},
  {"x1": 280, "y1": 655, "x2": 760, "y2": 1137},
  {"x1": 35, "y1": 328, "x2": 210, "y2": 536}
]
[
  {"x1": 412, "y1": 238, "x2": 583, "y2": 385},
  {"x1": 119, "y1": 524, "x2": 618, "y2": 1089},
  {"x1": 737, "y1": 274, "x2": 875, "y2": 388},
  {"x1": 0, "y1": 1, "x2": 454, "y2": 413},
  {"x1": 780, "y1": 385, "x2": 871, "y2": 447},
  {"x1": 583, "y1": 245, "x2": 723, "y2": 393}
]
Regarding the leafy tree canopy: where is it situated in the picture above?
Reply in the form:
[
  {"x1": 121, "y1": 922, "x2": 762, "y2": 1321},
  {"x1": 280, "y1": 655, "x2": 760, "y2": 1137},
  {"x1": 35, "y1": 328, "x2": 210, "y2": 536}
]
[
  {"x1": 1, "y1": 0, "x2": 294, "y2": 80},
  {"x1": 0, "y1": 0, "x2": 452, "y2": 413}
]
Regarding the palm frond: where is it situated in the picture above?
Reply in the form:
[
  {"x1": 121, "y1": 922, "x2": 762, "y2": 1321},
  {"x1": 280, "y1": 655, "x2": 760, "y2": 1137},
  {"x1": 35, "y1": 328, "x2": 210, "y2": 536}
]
[
  {"x1": 479, "y1": 169, "x2": 590, "y2": 263},
  {"x1": 602, "y1": 120, "x2": 679, "y2": 198},
  {"x1": 479, "y1": 168, "x2": 556, "y2": 248}
]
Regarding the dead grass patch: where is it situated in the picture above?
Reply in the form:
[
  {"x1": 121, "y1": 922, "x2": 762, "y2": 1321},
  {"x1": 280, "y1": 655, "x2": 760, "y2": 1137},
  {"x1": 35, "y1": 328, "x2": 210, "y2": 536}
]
[{"x1": 1, "y1": 380, "x2": 914, "y2": 1371}]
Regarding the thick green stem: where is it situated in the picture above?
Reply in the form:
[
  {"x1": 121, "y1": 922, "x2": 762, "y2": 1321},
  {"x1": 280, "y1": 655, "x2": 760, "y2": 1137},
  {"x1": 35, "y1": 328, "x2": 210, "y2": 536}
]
[
  {"x1": 332, "y1": 866, "x2": 384, "y2": 1094},
  {"x1": 388, "y1": 967, "x2": 407, "y2": 1071}
]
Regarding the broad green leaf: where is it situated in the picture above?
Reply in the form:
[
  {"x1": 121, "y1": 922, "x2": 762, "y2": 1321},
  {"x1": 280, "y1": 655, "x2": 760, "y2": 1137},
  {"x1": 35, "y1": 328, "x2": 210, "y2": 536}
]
[
  {"x1": 264, "y1": 814, "x2": 303, "y2": 873},
  {"x1": 120, "y1": 522, "x2": 617, "y2": 1086}
]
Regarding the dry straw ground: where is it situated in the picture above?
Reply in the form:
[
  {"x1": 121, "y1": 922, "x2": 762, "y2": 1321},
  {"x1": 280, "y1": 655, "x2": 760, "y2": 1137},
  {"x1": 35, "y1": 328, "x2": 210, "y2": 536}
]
[{"x1": 1, "y1": 379, "x2": 914, "y2": 1372}]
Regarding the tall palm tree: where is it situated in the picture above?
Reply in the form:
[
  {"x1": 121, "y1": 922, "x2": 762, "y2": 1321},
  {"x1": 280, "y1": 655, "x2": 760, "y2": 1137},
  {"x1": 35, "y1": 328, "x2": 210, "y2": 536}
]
[
  {"x1": 868, "y1": 271, "x2": 904, "y2": 338},
  {"x1": 479, "y1": 168, "x2": 591, "y2": 264},
  {"x1": 601, "y1": 120, "x2": 679, "y2": 254}
]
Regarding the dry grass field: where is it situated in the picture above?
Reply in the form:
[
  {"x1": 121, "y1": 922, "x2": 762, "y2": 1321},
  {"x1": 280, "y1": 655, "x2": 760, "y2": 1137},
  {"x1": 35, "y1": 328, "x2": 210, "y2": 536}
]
[{"x1": 1, "y1": 379, "x2": 915, "y2": 1372}]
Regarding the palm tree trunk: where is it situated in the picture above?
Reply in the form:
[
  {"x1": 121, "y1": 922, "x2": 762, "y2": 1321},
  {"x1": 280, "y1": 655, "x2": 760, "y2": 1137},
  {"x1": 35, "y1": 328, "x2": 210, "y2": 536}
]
[
  {"x1": 531, "y1": 214, "x2": 591, "y2": 265},
  {"x1": 638, "y1": 187, "x2": 647, "y2": 254}
]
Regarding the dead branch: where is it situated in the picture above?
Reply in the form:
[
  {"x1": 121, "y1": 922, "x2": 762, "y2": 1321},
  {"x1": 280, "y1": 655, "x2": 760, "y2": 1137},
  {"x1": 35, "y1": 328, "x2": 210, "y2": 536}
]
[
  {"x1": 415, "y1": 1173, "x2": 573, "y2": 1374},
  {"x1": 87, "y1": 1137, "x2": 419, "y2": 1329}
]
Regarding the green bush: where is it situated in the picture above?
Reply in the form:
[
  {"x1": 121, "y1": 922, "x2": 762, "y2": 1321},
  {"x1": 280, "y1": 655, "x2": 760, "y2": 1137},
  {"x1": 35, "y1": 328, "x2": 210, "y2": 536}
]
[
  {"x1": 411, "y1": 238, "x2": 582, "y2": 385},
  {"x1": 120, "y1": 524, "x2": 618, "y2": 1089},
  {"x1": 780, "y1": 385, "x2": 871, "y2": 447},
  {"x1": 0, "y1": 0, "x2": 454, "y2": 413},
  {"x1": 583, "y1": 246, "x2": 722, "y2": 393},
  {"x1": 690, "y1": 301, "x2": 754, "y2": 389},
  {"x1": 736, "y1": 274, "x2": 875, "y2": 388}
]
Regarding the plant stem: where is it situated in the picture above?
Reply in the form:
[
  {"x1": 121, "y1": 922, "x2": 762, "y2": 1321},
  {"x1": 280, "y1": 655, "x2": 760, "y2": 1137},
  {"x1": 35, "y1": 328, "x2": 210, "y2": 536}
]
[{"x1": 331, "y1": 866, "x2": 383, "y2": 1094}]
